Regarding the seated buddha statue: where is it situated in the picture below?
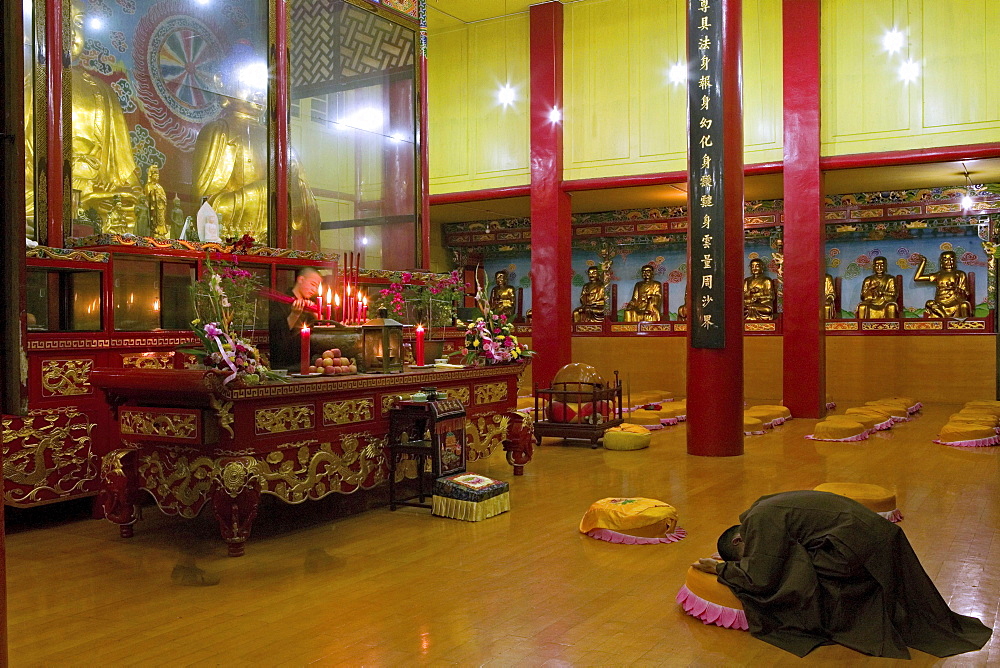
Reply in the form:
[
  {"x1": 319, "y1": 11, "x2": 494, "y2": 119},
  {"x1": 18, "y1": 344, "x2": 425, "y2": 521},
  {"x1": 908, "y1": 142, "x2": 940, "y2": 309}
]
[
  {"x1": 824, "y1": 273, "x2": 837, "y2": 319},
  {"x1": 743, "y1": 258, "x2": 776, "y2": 320},
  {"x1": 573, "y1": 266, "x2": 608, "y2": 323},
  {"x1": 193, "y1": 52, "x2": 320, "y2": 244},
  {"x1": 489, "y1": 270, "x2": 516, "y2": 319},
  {"x1": 856, "y1": 256, "x2": 898, "y2": 319},
  {"x1": 913, "y1": 250, "x2": 972, "y2": 318},
  {"x1": 622, "y1": 264, "x2": 663, "y2": 322},
  {"x1": 25, "y1": 0, "x2": 141, "y2": 233}
]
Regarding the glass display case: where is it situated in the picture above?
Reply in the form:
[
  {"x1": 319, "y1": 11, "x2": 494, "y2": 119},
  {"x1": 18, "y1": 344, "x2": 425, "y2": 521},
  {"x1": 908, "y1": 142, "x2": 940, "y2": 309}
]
[
  {"x1": 112, "y1": 256, "x2": 195, "y2": 331},
  {"x1": 26, "y1": 267, "x2": 102, "y2": 332}
]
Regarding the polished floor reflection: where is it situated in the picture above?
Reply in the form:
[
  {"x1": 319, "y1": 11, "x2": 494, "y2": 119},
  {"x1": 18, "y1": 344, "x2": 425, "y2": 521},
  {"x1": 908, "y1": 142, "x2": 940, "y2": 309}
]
[{"x1": 6, "y1": 401, "x2": 998, "y2": 666}]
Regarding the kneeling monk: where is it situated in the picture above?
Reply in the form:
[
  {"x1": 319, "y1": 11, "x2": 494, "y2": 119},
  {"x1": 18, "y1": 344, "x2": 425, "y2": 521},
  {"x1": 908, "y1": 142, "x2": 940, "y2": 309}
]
[{"x1": 693, "y1": 490, "x2": 991, "y2": 658}]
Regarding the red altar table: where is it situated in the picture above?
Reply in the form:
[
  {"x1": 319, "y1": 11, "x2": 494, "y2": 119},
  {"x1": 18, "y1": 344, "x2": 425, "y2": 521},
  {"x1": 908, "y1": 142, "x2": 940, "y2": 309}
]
[{"x1": 90, "y1": 363, "x2": 529, "y2": 556}]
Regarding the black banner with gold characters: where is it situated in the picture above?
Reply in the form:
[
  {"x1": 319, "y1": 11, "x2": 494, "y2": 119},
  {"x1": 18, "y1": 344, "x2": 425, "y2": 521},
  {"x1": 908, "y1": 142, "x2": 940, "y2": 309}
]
[{"x1": 688, "y1": 0, "x2": 725, "y2": 348}]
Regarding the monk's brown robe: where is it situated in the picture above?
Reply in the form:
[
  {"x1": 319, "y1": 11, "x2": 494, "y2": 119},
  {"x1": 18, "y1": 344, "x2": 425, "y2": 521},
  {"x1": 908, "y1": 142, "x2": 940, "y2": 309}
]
[{"x1": 718, "y1": 490, "x2": 992, "y2": 658}]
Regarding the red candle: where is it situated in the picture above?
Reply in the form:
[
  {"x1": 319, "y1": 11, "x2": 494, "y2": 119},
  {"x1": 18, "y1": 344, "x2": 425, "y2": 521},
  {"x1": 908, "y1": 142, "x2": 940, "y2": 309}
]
[
  {"x1": 415, "y1": 324, "x2": 425, "y2": 366},
  {"x1": 325, "y1": 288, "x2": 333, "y2": 320},
  {"x1": 300, "y1": 324, "x2": 311, "y2": 375},
  {"x1": 316, "y1": 295, "x2": 324, "y2": 322},
  {"x1": 334, "y1": 292, "x2": 342, "y2": 322}
]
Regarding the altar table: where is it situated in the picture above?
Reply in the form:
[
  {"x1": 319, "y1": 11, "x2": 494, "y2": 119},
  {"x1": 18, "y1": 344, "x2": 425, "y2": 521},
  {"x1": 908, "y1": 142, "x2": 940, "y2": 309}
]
[{"x1": 91, "y1": 363, "x2": 529, "y2": 555}]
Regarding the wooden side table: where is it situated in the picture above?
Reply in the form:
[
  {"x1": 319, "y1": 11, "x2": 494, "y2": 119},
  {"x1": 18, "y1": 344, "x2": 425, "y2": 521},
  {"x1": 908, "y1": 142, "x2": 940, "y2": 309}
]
[{"x1": 387, "y1": 398, "x2": 467, "y2": 510}]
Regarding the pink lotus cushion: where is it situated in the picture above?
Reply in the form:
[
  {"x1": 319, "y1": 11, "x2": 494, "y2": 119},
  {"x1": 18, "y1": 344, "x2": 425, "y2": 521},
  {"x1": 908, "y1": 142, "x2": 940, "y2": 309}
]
[{"x1": 676, "y1": 566, "x2": 748, "y2": 631}]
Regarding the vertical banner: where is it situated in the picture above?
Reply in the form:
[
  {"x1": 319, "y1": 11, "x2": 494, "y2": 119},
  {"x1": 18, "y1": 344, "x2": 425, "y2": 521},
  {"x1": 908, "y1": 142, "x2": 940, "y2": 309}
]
[{"x1": 688, "y1": 0, "x2": 725, "y2": 348}]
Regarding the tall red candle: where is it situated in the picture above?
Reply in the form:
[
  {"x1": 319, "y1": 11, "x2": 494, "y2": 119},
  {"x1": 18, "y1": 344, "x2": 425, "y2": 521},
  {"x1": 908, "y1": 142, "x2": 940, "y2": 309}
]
[
  {"x1": 300, "y1": 324, "x2": 311, "y2": 375},
  {"x1": 415, "y1": 324, "x2": 425, "y2": 366}
]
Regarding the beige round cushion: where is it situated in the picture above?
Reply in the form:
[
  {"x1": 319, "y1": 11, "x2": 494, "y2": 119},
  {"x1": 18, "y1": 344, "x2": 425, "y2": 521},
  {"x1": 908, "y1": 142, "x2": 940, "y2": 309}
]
[
  {"x1": 950, "y1": 413, "x2": 999, "y2": 428},
  {"x1": 825, "y1": 413, "x2": 878, "y2": 432},
  {"x1": 744, "y1": 416, "x2": 765, "y2": 434},
  {"x1": 603, "y1": 427, "x2": 652, "y2": 451},
  {"x1": 813, "y1": 482, "x2": 897, "y2": 514},
  {"x1": 845, "y1": 406, "x2": 892, "y2": 422},
  {"x1": 937, "y1": 422, "x2": 996, "y2": 444},
  {"x1": 627, "y1": 409, "x2": 663, "y2": 427},
  {"x1": 752, "y1": 405, "x2": 791, "y2": 419},
  {"x1": 811, "y1": 419, "x2": 867, "y2": 441}
]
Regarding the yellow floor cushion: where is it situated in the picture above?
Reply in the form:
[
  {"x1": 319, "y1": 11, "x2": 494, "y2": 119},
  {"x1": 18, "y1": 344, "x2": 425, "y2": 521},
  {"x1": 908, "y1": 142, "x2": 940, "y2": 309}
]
[
  {"x1": 744, "y1": 416, "x2": 765, "y2": 435},
  {"x1": 813, "y1": 482, "x2": 902, "y2": 521},
  {"x1": 809, "y1": 419, "x2": 868, "y2": 441},
  {"x1": 603, "y1": 426, "x2": 652, "y2": 451},
  {"x1": 744, "y1": 407, "x2": 785, "y2": 425},
  {"x1": 865, "y1": 401, "x2": 909, "y2": 420},
  {"x1": 825, "y1": 413, "x2": 879, "y2": 432},
  {"x1": 949, "y1": 413, "x2": 999, "y2": 428},
  {"x1": 658, "y1": 404, "x2": 687, "y2": 420},
  {"x1": 516, "y1": 396, "x2": 536, "y2": 410},
  {"x1": 963, "y1": 401, "x2": 1000, "y2": 415},
  {"x1": 580, "y1": 497, "x2": 686, "y2": 544},
  {"x1": 935, "y1": 422, "x2": 998, "y2": 447},
  {"x1": 676, "y1": 566, "x2": 748, "y2": 630},
  {"x1": 627, "y1": 409, "x2": 664, "y2": 427},
  {"x1": 957, "y1": 407, "x2": 1000, "y2": 421},
  {"x1": 844, "y1": 407, "x2": 894, "y2": 429},
  {"x1": 753, "y1": 405, "x2": 792, "y2": 419}
]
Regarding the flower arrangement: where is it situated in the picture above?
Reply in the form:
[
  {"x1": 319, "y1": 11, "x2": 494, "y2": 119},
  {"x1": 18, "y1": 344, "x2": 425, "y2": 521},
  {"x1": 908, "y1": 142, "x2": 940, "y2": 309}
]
[
  {"x1": 461, "y1": 269, "x2": 533, "y2": 366},
  {"x1": 373, "y1": 269, "x2": 467, "y2": 328},
  {"x1": 183, "y1": 255, "x2": 284, "y2": 386}
]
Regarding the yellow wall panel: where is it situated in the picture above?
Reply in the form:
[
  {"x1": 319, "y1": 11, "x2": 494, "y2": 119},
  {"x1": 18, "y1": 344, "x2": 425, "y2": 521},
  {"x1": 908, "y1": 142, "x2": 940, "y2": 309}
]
[
  {"x1": 822, "y1": 0, "x2": 1000, "y2": 155},
  {"x1": 564, "y1": 0, "x2": 783, "y2": 181},
  {"x1": 428, "y1": 18, "x2": 530, "y2": 194}
]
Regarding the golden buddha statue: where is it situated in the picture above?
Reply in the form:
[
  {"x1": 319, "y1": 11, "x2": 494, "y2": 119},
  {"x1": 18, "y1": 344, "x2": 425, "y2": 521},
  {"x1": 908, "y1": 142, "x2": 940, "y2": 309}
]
[
  {"x1": 914, "y1": 250, "x2": 972, "y2": 318},
  {"x1": 146, "y1": 165, "x2": 169, "y2": 239},
  {"x1": 743, "y1": 258, "x2": 776, "y2": 320},
  {"x1": 856, "y1": 256, "x2": 898, "y2": 319},
  {"x1": 489, "y1": 270, "x2": 516, "y2": 319},
  {"x1": 193, "y1": 62, "x2": 320, "y2": 245},
  {"x1": 622, "y1": 264, "x2": 662, "y2": 322},
  {"x1": 67, "y1": 0, "x2": 141, "y2": 227},
  {"x1": 573, "y1": 265, "x2": 608, "y2": 322},
  {"x1": 677, "y1": 301, "x2": 688, "y2": 320},
  {"x1": 824, "y1": 273, "x2": 837, "y2": 319}
]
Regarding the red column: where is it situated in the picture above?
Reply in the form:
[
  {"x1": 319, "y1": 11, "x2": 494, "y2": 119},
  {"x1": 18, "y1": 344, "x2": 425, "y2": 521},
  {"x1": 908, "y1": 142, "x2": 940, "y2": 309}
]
[
  {"x1": 529, "y1": 2, "x2": 572, "y2": 390},
  {"x1": 45, "y1": 0, "x2": 64, "y2": 246},
  {"x1": 781, "y1": 0, "x2": 825, "y2": 418},
  {"x1": 273, "y1": 0, "x2": 289, "y2": 248},
  {"x1": 686, "y1": 0, "x2": 744, "y2": 457},
  {"x1": 419, "y1": 45, "x2": 431, "y2": 269},
  {"x1": 382, "y1": 78, "x2": 418, "y2": 269}
]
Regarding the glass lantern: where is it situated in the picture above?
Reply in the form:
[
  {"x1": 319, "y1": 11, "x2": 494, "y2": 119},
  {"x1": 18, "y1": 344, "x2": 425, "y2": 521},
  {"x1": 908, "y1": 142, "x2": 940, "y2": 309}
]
[{"x1": 361, "y1": 308, "x2": 404, "y2": 374}]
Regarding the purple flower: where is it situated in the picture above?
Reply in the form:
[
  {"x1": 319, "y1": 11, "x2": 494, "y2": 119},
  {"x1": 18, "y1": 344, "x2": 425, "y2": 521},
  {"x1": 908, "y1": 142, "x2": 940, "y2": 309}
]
[{"x1": 204, "y1": 322, "x2": 223, "y2": 337}]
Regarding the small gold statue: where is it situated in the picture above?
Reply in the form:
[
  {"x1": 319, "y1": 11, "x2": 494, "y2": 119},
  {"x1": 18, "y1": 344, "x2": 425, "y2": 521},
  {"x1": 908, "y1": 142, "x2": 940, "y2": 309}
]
[
  {"x1": 146, "y1": 164, "x2": 169, "y2": 239},
  {"x1": 824, "y1": 273, "x2": 837, "y2": 319},
  {"x1": 677, "y1": 302, "x2": 688, "y2": 320},
  {"x1": 622, "y1": 264, "x2": 663, "y2": 322},
  {"x1": 743, "y1": 258, "x2": 775, "y2": 320},
  {"x1": 913, "y1": 250, "x2": 972, "y2": 318},
  {"x1": 104, "y1": 194, "x2": 126, "y2": 235},
  {"x1": 573, "y1": 265, "x2": 609, "y2": 322},
  {"x1": 856, "y1": 256, "x2": 898, "y2": 319},
  {"x1": 489, "y1": 270, "x2": 516, "y2": 319}
]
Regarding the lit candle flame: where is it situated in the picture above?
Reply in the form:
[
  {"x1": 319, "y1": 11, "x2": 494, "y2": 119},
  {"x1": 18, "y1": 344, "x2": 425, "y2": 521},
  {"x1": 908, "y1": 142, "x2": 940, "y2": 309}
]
[{"x1": 334, "y1": 293, "x2": 341, "y2": 306}]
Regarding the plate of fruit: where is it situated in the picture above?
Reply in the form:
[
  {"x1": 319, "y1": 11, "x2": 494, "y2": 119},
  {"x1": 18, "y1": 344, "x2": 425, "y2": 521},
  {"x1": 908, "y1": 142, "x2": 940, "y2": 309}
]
[{"x1": 309, "y1": 348, "x2": 358, "y2": 376}]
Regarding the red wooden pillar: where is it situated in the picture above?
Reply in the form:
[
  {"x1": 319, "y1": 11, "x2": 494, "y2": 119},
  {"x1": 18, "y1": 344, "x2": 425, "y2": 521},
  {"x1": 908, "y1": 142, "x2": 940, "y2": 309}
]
[
  {"x1": 419, "y1": 38, "x2": 431, "y2": 269},
  {"x1": 686, "y1": 0, "x2": 744, "y2": 457},
  {"x1": 45, "y1": 0, "x2": 64, "y2": 246},
  {"x1": 529, "y1": 2, "x2": 572, "y2": 390},
  {"x1": 781, "y1": 0, "x2": 826, "y2": 418},
  {"x1": 272, "y1": 0, "x2": 289, "y2": 248}
]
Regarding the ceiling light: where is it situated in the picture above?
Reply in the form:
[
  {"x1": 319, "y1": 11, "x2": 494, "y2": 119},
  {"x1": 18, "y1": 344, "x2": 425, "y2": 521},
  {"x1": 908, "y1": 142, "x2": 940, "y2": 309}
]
[
  {"x1": 899, "y1": 60, "x2": 919, "y2": 82},
  {"x1": 961, "y1": 194, "x2": 973, "y2": 210},
  {"x1": 88, "y1": 17, "x2": 103, "y2": 30},
  {"x1": 361, "y1": 236, "x2": 369, "y2": 245},
  {"x1": 668, "y1": 63, "x2": 687, "y2": 85},
  {"x1": 498, "y1": 84, "x2": 516, "y2": 106},
  {"x1": 548, "y1": 107, "x2": 562, "y2": 123},
  {"x1": 339, "y1": 107, "x2": 384, "y2": 132},
  {"x1": 883, "y1": 29, "x2": 904, "y2": 54}
]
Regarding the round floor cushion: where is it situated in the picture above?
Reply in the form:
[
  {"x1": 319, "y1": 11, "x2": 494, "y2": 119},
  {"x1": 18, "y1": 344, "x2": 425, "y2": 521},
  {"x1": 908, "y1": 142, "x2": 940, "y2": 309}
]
[
  {"x1": 807, "y1": 419, "x2": 868, "y2": 441},
  {"x1": 676, "y1": 566, "x2": 748, "y2": 631},
  {"x1": 626, "y1": 409, "x2": 664, "y2": 428},
  {"x1": 603, "y1": 425, "x2": 652, "y2": 450},
  {"x1": 744, "y1": 416, "x2": 765, "y2": 435},
  {"x1": 813, "y1": 482, "x2": 902, "y2": 522},
  {"x1": 825, "y1": 413, "x2": 879, "y2": 432},
  {"x1": 935, "y1": 422, "x2": 999, "y2": 448},
  {"x1": 579, "y1": 497, "x2": 686, "y2": 544},
  {"x1": 949, "y1": 412, "x2": 999, "y2": 428},
  {"x1": 753, "y1": 405, "x2": 791, "y2": 419},
  {"x1": 745, "y1": 406, "x2": 786, "y2": 426}
]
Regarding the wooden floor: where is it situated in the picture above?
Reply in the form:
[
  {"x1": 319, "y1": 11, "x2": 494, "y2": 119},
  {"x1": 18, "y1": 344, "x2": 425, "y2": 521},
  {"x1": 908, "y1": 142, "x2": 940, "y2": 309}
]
[{"x1": 5, "y1": 400, "x2": 998, "y2": 667}]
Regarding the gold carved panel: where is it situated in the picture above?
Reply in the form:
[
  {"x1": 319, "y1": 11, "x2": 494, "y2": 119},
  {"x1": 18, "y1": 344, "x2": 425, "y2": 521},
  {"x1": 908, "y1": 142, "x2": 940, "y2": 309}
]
[
  {"x1": 2, "y1": 406, "x2": 98, "y2": 505},
  {"x1": 826, "y1": 321, "x2": 859, "y2": 331},
  {"x1": 465, "y1": 412, "x2": 510, "y2": 461},
  {"x1": 254, "y1": 404, "x2": 315, "y2": 435},
  {"x1": 40, "y1": 359, "x2": 93, "y2": 396},
  {"x1": 926, "y1": 204, "x2": 961, "y2": 214},
  {"x1": 323, "y1": 398, "x2": 375, "y2": 426},
  {"x1": 256, "y1": 433, "x2": 388, "y2": 502},
  {"x1": 120, "y1": 410, "x2": 199, "y2": 440},
  {"x1": 438, "y1": 386, "x2": 471, "y2": 406},
  {"x1": 744, "y1": 322, "x2": 776, "y2": 332},
  {"x1": 947, "y1": 320, "x2": 986, "y2": 330},
  {"x1": 121, "y1": 352, "x2": 174, "y2": 369},
  {"x1": 904, "y1": 321, "x2": 944, "y2": 331},
  {"x1": 475, "y1": 382, "x2": 508, "y2": 405},
  {"x1": 611, "y1": 324, "x2": 638, "y2": 333},
  {"x1": 861, "y1": 321, "x2": 900, "y2": 331}
]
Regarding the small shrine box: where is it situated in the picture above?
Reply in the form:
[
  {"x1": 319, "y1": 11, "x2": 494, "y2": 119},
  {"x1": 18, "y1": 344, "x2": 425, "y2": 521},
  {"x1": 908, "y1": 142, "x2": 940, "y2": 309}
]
[{"x1": 387, "y1": 398, "x2": 467, "y2": 509}]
